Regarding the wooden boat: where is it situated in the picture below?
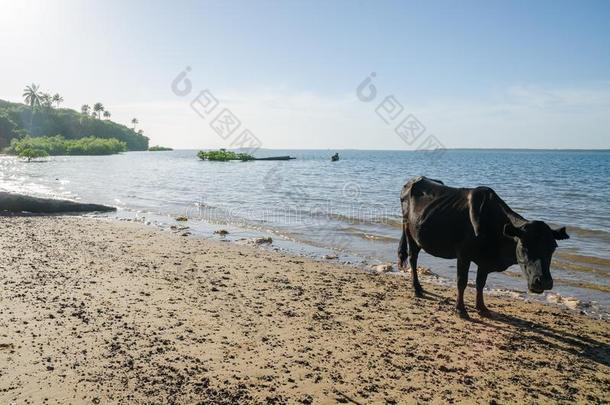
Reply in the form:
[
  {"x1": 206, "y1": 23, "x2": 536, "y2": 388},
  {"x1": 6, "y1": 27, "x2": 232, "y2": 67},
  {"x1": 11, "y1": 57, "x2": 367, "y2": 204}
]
[{"x1": 253, "y1": 156, "x2": 296, "y2": 161}]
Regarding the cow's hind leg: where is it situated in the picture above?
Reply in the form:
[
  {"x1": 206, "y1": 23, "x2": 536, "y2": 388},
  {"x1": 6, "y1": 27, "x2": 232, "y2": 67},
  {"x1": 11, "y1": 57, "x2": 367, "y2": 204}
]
[
  {"x1": 475, "y1": 267, "x2": 491, "y2": 317},
  {"x1": 407, "y1": 235, "x2": 424, "y2": 297},
  {"x1": 456, "y1": 257, "x2": 470, "y2": 319}
]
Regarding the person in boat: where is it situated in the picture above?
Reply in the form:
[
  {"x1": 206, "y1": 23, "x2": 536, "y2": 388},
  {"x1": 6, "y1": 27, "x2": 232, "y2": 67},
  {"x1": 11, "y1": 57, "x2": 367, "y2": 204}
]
[{"x1": 331, "y1": 153, "x2": 340, "y2": 161}]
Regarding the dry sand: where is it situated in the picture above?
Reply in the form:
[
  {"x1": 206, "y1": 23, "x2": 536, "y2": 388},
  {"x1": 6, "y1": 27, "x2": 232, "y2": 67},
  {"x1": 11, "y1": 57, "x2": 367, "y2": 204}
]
[{"x1": 0, "y1": 216, "x2": 608, "y2": 404}]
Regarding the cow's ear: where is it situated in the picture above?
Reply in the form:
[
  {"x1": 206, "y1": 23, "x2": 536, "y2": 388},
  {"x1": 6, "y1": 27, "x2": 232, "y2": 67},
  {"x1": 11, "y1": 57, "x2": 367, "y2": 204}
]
[
  {"x1": 552, "y1": 227, "x2": 569, "y2": 240},
  {"x1": 503, "y1": 223, "x2": 523, "y2": 240}
]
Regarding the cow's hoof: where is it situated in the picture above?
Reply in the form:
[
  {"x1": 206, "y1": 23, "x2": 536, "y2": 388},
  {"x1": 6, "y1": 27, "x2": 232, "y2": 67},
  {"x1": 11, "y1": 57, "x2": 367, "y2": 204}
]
[
  {"x1": 477, "y1": 307, "x2": 492, "y2": 318},
  {"x1": 413, "y1": 282, "x2": 424, "y2": 297},
  {"x1": 456, "y1": 308, "x2": 470, "y2": 320}
]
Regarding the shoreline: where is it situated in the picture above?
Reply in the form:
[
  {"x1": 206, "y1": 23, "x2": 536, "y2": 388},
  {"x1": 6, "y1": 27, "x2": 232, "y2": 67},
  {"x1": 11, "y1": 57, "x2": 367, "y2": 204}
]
[
  {"x1": 113, "y1": 209, "x2": 610, "y2": 320},
  {"x1": 0, "y1": 215, "x2": 608, "y2": 403},
  {"x1": 6, "y1": 205, "x2": 608, "y2": 319}
]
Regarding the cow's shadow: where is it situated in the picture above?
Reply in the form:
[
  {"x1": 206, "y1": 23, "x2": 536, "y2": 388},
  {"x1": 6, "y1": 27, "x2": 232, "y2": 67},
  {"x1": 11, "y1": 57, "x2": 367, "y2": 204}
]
[
  {"x1": 486, "y1": 311, "x2": 609, "y2": 368},
  {"x1": 415, "y1": 289, "x2": 445, "y2": 301},
  {"x1": 417, "y1": 290, "x2": 610, "y2": 368}
]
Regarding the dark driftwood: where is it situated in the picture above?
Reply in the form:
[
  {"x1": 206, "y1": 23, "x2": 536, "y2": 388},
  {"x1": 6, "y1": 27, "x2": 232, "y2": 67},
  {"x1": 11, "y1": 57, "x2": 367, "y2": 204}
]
[{"x1": 0, "y1": 192, "x2": 116, "y2": 214}]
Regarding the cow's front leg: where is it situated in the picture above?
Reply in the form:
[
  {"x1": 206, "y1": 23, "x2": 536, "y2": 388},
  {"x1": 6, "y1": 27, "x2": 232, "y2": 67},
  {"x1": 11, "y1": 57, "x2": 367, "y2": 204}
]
[
  {"x1": 475, "y1": 268, "x2": 491, "y2": 317},
  {"x1": 456, "y1": 258, "x2": 470, "y2": 319}
]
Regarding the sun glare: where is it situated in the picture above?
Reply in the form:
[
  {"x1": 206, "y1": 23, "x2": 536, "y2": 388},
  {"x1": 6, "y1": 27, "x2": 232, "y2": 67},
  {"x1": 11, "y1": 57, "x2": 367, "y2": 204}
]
[{"x1": 0, "y1": 0, "x2": 54, "y2": 36}]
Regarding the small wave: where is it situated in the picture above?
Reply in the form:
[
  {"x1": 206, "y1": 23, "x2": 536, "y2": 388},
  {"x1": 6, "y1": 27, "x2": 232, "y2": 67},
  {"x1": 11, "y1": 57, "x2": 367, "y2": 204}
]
[
  {"x1": 552, "y1": 259, "x2": 610, "y2": 278},
  {"x1": 328, "y1": 212, "x2": 402, "y2": 228},
  {"x1": 554, "y1": 252, "x2": 610, "y2": 270},
  {"x1": 564, "y1": 225, "x2": 610, "y2": 243},
  {"x1": 362, "y1": 233, "x2": 397, "y2": 242},
  {"x1": 553, "y1": 279, "x2": 610, "y2": 293},
  {"x1": 384, "y1": 217, "x2": 402, "y2": 228},
  {"x1": 341, "y1": 227, "x2": 398, "y2": 242}
]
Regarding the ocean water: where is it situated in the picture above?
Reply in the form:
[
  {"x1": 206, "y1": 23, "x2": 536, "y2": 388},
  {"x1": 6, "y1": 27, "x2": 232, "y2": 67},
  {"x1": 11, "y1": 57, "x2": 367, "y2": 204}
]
[{"x1": 1, "y1": 149, "x2": 609, "y2": 314}]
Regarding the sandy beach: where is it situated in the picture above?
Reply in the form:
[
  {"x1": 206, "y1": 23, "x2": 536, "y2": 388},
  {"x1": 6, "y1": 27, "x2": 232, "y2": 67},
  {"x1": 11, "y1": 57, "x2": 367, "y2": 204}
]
[{"x1": 0, "y1": 216, "x2": 608, "y2": 404}]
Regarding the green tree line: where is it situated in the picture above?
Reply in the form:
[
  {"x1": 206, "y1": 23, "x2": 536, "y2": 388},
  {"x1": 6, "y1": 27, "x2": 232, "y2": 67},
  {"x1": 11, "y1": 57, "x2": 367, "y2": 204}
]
[
  {"x1": 0, "y1": 87, "x2": 148, "y2": 151},
  {"x1": 6, "y1": 135, "x2": 128, "y2": 156}
]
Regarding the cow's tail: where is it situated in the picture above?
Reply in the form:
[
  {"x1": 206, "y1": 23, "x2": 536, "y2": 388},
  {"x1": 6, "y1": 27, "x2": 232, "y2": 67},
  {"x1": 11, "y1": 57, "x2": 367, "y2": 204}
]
[
  {"x1": 398, "y1": 183, "x2": 411, "y2": 270},
  {"x1": 398, "y1": 220, "x2": 409, "y2": 269}
]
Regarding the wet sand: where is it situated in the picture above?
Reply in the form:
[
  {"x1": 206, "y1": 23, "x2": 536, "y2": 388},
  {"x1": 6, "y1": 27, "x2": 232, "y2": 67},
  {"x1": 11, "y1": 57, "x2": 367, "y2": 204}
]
[{"x1": 0, "y1": 216, "x2": 608, "y2": 404}]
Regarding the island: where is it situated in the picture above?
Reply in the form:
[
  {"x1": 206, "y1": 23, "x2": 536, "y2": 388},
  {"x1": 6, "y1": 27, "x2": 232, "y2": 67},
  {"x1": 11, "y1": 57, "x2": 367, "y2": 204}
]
[
  {"x1": 148, "y1": 145, "x2": 173, "y2": 151},
  {"x1": 197, "y1": 149, "x2": 295, "y2": 161}
]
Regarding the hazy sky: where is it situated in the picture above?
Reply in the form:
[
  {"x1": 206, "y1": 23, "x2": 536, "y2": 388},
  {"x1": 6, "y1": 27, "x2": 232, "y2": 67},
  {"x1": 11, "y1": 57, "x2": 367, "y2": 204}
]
[{"x1": 1, "y1": 0, "x2": 609, "y2": 149}]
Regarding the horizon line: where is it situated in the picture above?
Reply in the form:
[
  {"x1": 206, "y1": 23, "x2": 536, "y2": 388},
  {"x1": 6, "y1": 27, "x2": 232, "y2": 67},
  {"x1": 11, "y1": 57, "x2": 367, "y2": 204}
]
[{"x1": 161, "y1": 147, "x2": 610, "y2": 152}]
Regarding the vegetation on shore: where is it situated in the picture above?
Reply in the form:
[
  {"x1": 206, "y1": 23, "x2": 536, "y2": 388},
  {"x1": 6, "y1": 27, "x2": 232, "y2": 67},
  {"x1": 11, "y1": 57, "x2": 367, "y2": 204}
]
[
  {"x1": 0, "y1": 84, "x2": 148, "y2": 151},
  {"x1": 19, "y1": 148, "x2": 48, "y2": 162},
  {"x1": 149, "y1": 145, "x2": 173, "y2": 151},
  {"x1": 197, "y1": 149, "x2": 254, "y2": 161},
  {"x1": 6, "y1": 135, "x2": 127, "y2": 156}
]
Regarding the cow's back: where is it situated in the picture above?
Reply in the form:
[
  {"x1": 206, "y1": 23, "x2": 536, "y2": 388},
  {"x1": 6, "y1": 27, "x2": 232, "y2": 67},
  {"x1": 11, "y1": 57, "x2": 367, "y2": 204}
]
[
  {"x1": 401, "y1": 177, "x2": 474, "y2": 259},
  {"x1": 400, "y1": 176, "x2": 456, "y2": 217}
]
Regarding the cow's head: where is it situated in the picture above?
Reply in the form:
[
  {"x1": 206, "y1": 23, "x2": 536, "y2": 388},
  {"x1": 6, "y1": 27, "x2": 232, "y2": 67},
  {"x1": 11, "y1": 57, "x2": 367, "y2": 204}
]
[{"x1": 503, "y1": 221, "x2": 569, "y2": 293}]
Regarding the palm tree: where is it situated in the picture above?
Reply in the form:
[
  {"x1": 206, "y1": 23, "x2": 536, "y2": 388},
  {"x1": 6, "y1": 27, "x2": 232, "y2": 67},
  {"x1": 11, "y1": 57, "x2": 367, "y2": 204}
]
[
  {"x1": 23, "y1": 84, "x2": 43, "y2": 134},
  {"x1": 131, "y1": 118, "x2": 138, "y2": 130},
  {"x1": 81, "y1": 104, "x2": 91, "y2": 115},
  {"x1": 52, "y1": 94, "x2": 64, "y2": 108},
  {"x1": 103, "y1": 110, "x2": 111, "y2": 120},
  {"x1": 22, "y1": 84, "x2": 42, "y2": 108},
  {"x1": 93, "y1": 102, "x2": 104, "y2": 119},
  {"x1": 40, "y1": 93, "x2": 53, "y2": 109}
]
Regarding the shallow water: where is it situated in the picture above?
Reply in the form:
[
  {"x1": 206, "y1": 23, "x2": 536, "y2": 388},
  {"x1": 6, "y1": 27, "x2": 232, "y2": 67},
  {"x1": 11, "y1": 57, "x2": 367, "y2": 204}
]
[{"x1": 1, "y1": 149, "x2": 609, "y2": 314}]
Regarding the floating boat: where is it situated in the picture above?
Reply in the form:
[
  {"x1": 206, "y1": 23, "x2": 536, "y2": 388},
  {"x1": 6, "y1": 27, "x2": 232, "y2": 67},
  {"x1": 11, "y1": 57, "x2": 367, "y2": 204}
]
[{"x1": 253, "y1": 156, "x2": 296, "y2": 161}]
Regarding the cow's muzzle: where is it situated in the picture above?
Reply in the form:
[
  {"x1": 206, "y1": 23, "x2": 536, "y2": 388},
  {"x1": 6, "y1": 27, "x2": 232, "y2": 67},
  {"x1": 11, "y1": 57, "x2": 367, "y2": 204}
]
[{"x1": 529, "y1": 275, "x2": 553, "y2": 294}]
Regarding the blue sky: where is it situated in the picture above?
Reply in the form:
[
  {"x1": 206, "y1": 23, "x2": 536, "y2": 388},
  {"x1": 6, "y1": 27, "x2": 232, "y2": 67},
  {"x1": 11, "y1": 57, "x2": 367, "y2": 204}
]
[{"x1": 1, "y1": 0, "x2": 609, "y2": 149}]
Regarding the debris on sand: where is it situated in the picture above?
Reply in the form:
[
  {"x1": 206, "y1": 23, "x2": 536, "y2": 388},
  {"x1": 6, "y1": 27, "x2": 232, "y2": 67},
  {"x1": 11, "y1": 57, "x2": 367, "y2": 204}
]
[
  {"x1": 250, "y1": 237, "x2": 272, "y2": 245},
  {"x1": 214, "y1": 229, "x2": 229, "y2": 236},
  {"x1": 547, "y1": 293, "x2": 582, "y2": 310},
  {"x1": 370, "y1": 263, "x2": 393, "y2": 273},
  {"x1": 175, "y1": 215, "x2": 188, "y2": 222},
  {"x1": 399, "y1": 266, "x2": 434, "y2": 276}
]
